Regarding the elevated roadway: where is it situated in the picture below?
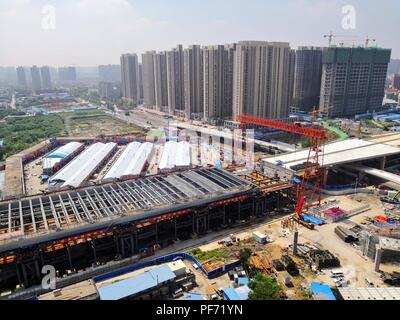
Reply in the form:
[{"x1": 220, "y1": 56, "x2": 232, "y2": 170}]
[{"x1": 342, "y1": 164, "x2": 400, "y2": 186}]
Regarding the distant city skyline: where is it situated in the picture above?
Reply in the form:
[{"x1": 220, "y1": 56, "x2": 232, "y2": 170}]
[{"x1": 0, "y1": 0, "x2": 399, "y2": 66}]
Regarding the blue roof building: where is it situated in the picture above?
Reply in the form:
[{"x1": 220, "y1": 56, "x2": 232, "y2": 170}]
[
  {"x1": 310, "y1": 282, "x2": 336, "y2": 300},
  {"x1": 237, "y1": 277, "x2": 249, "y2": 287},
  {"x1": 223, "y1": 286, "x2": 251, "y2": 300},
  {"x1": 98, "y1": 264, "x2": 176, "y2": 300},
  {"x1": 235, "y1": 285, "x2": 251, "y2": 300}
]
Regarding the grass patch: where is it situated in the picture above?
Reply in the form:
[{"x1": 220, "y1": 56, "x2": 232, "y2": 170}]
[
  {"x1": 188, "y1": 248, "x2": 227, "y2": 263},
  {"x1": 322, "y1": 121, "x2": 349, "y2": 141},
  {"x1": 68, "y1": 114, "x2": 140, "y2": 137}
]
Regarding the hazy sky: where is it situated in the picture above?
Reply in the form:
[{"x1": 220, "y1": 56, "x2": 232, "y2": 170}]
[{"x1": 0, "y1": 0, "x2": 399, "y2": 66}]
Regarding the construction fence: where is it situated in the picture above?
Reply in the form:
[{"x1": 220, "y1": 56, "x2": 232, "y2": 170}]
[{"x1": 93, "y1": 252, "x2": 241, "y2": 283}]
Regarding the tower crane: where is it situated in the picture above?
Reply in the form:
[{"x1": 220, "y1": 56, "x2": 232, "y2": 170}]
[
  {"x1": 365, "y1": 36, "x2": 376, "y2": 47},
  {"x1": 323, "y1": 31, "x2": 359, "y2": 46},
  {"x1": 238, "y1": 114, "x2": 327, "y2": 228}
]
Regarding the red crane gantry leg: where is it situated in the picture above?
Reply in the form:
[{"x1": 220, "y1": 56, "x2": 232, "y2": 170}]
[{"x1": 237, "y1": 114, "x2": 327, "y2": 220}]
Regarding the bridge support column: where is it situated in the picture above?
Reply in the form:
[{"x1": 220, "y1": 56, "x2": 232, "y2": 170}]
[
  {"x1": 380, "y1": 156, "x2": 386, "y2": 170},
  {"x1": 323, "y1": 168, "x2": 329, "y2": 186},
  {"x1": 374, "y1": 245, "x2": 382, "y2": 272}
]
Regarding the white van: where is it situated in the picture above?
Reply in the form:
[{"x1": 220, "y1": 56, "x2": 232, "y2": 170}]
[{"x1": 330, "y1": 270, "x2": 344, "y2": 278}]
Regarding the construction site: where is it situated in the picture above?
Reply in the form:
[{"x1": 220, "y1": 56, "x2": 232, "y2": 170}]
[{"x1": 0, "y1": 111, "x2": 400, "y2": 300}]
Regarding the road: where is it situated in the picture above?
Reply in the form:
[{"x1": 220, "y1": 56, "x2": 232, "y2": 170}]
[{"x1": 115, "y1": 108, "x2": 294, "y2": 152}]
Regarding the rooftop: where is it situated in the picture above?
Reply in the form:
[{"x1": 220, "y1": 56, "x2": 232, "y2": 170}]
[
  {"x1": 338, "y1": 287, "x2": 400, "y2": 300},
  {"x1": 0, "y1": 168, "x2": 251, "y2": 251},
  {"x1": 263, "y1": 139, "x2": 400, "y2": 171},
  {"x1": 50, "y1": 142, "x2": 117, "y2": 188},
  {"x1": 310, "y1": 282, "x2": 336, "y2": 300},
  {"x1": 97, "y1": 264, "x2": 176, "y2": 300}
]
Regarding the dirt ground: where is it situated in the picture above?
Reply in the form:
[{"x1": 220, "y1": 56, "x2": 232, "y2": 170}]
[
  {"x1": 191, "y1": 193, "x2": 400, "y2": 299},
  {"x1": 68, "y1": 114, "x2": 140, "y2": 137},
  {"x1": 24, "y1": 155, "x2": 49, "y2": 195},
  {"x1": 183, "y1": 260, "x2": 232, "y2": 299}
]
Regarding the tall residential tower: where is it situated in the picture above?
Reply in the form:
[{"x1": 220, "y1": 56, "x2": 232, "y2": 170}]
[
  {"x1": 203, "y1": 44, "x2": 235, "y2": 123},
  {"x1": 120, "y1": 53, "x2": 140, "y2": 105},
  {"x1": 40, "y1": 66, "x2": 52, "y2": 89},
  {"x1": 16, "y1": 67, "x2": 27, "y2": 88},
  {"x1": 142, "y1": 51, "x2": 157, "y2": 108},
  {"x1": 166, "y1": 45, "x2": 185, "y2": 115},
  {"x1": 293, "y1": 47, "x2": 323, "y2": 112},
  {"x1": 30, "y1": 65, "x2": 42, "y2": 92},
  {"x1": 184, "y1": 45, "x2": 203, "y2": 120},
  {"x1": 232, "y1": 41, "x2": 292, "y2": 120},
  {"x1": 319, "y1": 46, "x2": 391, "y2": 117}
]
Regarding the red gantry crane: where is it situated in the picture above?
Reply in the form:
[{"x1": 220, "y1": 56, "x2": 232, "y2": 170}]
[{"x1": 237, "y1": 114, "x2": 327, "y2": 226}]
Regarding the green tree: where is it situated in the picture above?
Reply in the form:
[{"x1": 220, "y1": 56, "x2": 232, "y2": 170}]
[
  {"x1": 239, "y1": 248, "x2": 252, "y2": 271},
  {"x1": 248, "y1": 272, "x2": 283, "y2": 300}
]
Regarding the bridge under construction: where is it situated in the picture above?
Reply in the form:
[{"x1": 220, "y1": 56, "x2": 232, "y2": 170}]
[{"x1": 0, "y1": 168, "x2": 293, "y2": 292}]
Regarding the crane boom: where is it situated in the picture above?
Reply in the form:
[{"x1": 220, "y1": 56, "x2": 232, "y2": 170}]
[
  {"x1": 238, "y1": 114, "x2": 327, "y2": 222},
  {"x1": 237, "y1": 115, "x2": 326, "y2": 140}
]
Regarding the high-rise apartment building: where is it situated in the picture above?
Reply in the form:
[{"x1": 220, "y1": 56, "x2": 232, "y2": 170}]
[
  {"x1": 120, "y1": 53, "x2": 140, "y2": 105},
  {"x1": 319, "y1": 46, "x2": 391, "y2": 117},
  {"x1": 166, "y1": 45, "x2": 185, "y2": 114},
  {"x1": 99, "y1": 65, "x2": 121, "y2": 83},
  {"x1": 99, "y1": 81, "x2": 121, "y2": 99},
  {"x1": 203, "y1": 44, "x2": 235, "y2": 123},
  {"x1": 16, "y1": 67, "x2": 27, "y2": 88},
  {"x1": 40, "y1": 66, "x2": 52, "y2": 89},
  {"x1": 30, "y1": 65, "x2": 42, "y2": 92},
  {"x1": 142, "y1": 51, "x2": 157, "y2": 108},
  {"x1": 58, "y1": 67, "x2": 77, "y2": 82},
  {"x1": 292, "y1": 47, "x2": 323, "y2": 112},
  {"x1": 184, "y1": 45, "x2": 203, "y2": 120},
  {"x1": 288, "y1": 49, "x2": 296, "y2": 108},
  {"x1": 388, "y1": 59, "x2": 400, "y2": 75},
  {"x1": 138, "y1": 63, "x2": 144, "y2": 102},
  {"x1": 232, "y1": 41, "x2": 292, "y2": 120},
  {"x1": 392, "y1": 74, "x2": 400, "y2": 89},
  {"x1": 153, "y1": 52, "x2": 169, "y2": 111}
]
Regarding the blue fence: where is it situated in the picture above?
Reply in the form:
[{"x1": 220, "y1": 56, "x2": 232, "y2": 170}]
[
  {"x1": 322, "y1": 183, "x2": 357, "y2": 190},
  {"x1": 93, "y1": 253, "x2": 241, "y2": 283},
  {"x1": 307, "y1": 180, "x2": 357, "y2": 190}
]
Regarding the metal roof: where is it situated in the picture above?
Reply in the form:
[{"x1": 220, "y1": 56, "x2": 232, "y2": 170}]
[
  {"x1": 264, "y1": 139, "x2": 400, "y2": 170},
  {"x1": 310, "y1": 282, "x2": 336, "y2": 300},
  {"x1": 98, "y1": 264, "x2": 176, "y2": 300},
  {"x1": 104, "y1": 142, "x2": 154, "y2": 180},
  {"x1": 50, "y1": 142, "x2": 117, "y2": 188},
  {"x1": 159, "y1": 141, "x2": 191, "y2": 171},
  {"x1": 235, "y1": 285, "x2": 251, "y2": 300},
  {"x1": 103, "y1": 142, "x2": 141, "y2": 180},
  {"x1": 127, "y1": 142, "x2": 153, "y2": 177},
  {"x1": 338, "y1": 287, "x2": 400, "y2": 300},
  {"x1": 47, "y1": 142, "x2": 83, "y2": 159},
  {"x1": 0, "y1": 168, "x2": 251, "y2": 250},
  {"x1": 43, "y1": 142, "x2": 83, "y2": 170},
  {"x1": 176, "y1": 141, "x2": 191, "y2": 168},
  {"x1": 223, "y1": 288, "x2": 244, "y2": 300}
]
